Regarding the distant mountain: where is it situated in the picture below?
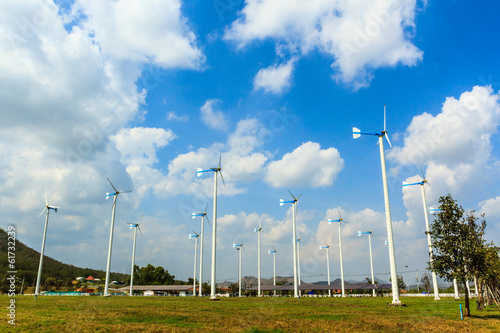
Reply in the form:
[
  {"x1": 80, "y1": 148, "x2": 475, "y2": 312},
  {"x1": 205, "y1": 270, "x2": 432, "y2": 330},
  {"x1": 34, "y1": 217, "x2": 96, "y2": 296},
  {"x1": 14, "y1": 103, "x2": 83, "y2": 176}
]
[{"x1": 0, "y1": 227, "x2": 128, "y2": 292}]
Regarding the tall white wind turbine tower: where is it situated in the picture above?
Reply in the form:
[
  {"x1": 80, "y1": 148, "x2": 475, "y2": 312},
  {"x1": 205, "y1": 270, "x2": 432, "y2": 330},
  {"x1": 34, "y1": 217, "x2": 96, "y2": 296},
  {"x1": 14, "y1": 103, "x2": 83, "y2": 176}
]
[
  {"x1": 104, "y1": 178, "x2": 131, "y2": 296},
  {"x1": 353, "y1": 106, "x2": 401, "y2": 305},
  {"x1": 328, "y1": 207, "x2": 346, "y2": 297},
  {"x1": 280, "y1": 191, "x2": 301, "y2": 298},
  {"x1": 403, "y1": 172, "x2": 440, "y2": 300},
  {"x1": 253, "y1": 220, "x2": 263, "y2": 297},
  {"x1": 189, "y1": 232, "x2": 200, "y2": 296},
  {"x1": 192, "y1": 206, "x2": 209, "y2": 297},
  {"x1": 358, "y1": 231, "x2": 376, "y2": 297},
  {"x1": 35, "y1": 196, "x2": 60, "y2": 297},
  {"x1": 197, "y1": 154, "x2": 226, "y2": 299},
  {"x1": 268, "y1": 248, "x2": 277, "y2": 296},
  {"x1": 296, "y1": 235, "x2": 303, "y2": 296},
  {"x1": 319, "y1": 245, "x2": 331, "y2": 297},
  {"x1": 127, "y1": 215, "x2": 143, "y2": 296},
  {"x1": 233, "y1": 243, "x2": 243, "y2": 297}
]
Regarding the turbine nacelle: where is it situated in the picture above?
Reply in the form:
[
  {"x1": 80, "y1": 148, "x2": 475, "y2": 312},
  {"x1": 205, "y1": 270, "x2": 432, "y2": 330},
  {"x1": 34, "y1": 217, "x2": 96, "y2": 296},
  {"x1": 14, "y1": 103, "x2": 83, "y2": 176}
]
[
  {"x1": 358, "y1": 230, "x2": 372, "y2": 237},
  {"x1": 233, "y1": 243, "x2": 243, "y2": 248},
  {"x1": 268, "y1": 249, "x2": 277, "y2": 254},
  {"x1": 319, "y1": 245, "x2": 329, "y2": 249},
  {"x1": 429, "y1": 207, "x2": 442, "y2": 215}
]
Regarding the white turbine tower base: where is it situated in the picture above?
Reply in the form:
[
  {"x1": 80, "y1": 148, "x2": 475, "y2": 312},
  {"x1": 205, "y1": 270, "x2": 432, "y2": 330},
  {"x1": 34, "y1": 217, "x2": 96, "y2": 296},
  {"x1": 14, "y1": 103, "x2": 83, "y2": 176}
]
[
  {"x1": 253, "y1": 221, "x2": 263, "y2": 297},
  {"x1": 268, "y1": 248, "x2": 277, "y2": 297},
  {"x1": 197, "y1": 154, "x2": 226, "y2": 299},
  {"x1": 192, "y1": 207, "x2": 209, "y2": 297},
  {"x1": 104, "y1": 178, "x2": 131, "y2": 297},
  {"x1": 189, "y1": 232, "x2": 199, "y2": 296},
  {"x1": 128, "y1": 216, "x2": 143, "y2": 296},
  {"x1": 35, "y1": 196, "x2": 60, "y2": 298},
  {"x1": 359, "y1": 231, "x2": 376, "y2": 297},
  {"x1": 234, "y1": 243, "x2": 243, "y2": 297},
  {"x1": 353, "y1": 105, "x2": 401, "y2": 305},
  {"x1": 280, "y1": 191, "x2": 301, "y2": 298},
  {"x1": 328, "y1": 207, "x2": 346, "y2": 297},
  {"x1": 319, "y1": 245, "x2": 331, "y2": 297}
]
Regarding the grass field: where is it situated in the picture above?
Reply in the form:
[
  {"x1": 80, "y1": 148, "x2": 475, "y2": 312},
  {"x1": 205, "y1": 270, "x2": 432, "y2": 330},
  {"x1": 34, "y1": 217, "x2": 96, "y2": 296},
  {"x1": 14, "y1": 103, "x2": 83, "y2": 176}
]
[{"x1": 2, "y1": 295, "x2": 500, "y2": 332}]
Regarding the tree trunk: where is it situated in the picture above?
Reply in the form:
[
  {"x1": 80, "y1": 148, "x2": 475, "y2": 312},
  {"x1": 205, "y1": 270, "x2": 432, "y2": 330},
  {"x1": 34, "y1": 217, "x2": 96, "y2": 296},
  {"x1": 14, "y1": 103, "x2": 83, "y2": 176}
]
[
  {"x1": 463, "y1": 280, "x2": 470, "y2": 317},
  {"x1": 476, "y1": 277, "x2": 484, "y2": 310}
]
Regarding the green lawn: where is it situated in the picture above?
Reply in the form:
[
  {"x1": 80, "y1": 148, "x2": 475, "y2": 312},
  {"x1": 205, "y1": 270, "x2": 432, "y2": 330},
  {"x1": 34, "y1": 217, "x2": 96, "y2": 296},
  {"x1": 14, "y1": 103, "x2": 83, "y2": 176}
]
[{"x1": 2, "y1": 295, "x2": 499, "y2": 332}]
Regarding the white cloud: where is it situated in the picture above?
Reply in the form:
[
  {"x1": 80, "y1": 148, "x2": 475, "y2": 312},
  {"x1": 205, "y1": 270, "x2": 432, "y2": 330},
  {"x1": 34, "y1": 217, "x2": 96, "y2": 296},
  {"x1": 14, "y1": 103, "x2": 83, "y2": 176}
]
[
  {"x1": 200, "y1": 99, "x2": 229, "y2": 132},
  {"x1": 166, "y1": 111, "x2": 189, "y2": 121},
  {"x1": 265, "y1": 142, "x2": 344, "y2": 188},
  {"x1": 75, "y1": 0, "x2": 205, "y2": 69},
  {"x1": 0, "y1": 0, "x2": 204, "y2": 274},
  {"x1": 225, "y1": 0, "x2": 423, "y2": 89},
  {"x1": 389, "y1": 86, "x2": 500, "y2": 201},
  {"x1": 253, "y1": 58, "x2": 296, "y2": 94}
]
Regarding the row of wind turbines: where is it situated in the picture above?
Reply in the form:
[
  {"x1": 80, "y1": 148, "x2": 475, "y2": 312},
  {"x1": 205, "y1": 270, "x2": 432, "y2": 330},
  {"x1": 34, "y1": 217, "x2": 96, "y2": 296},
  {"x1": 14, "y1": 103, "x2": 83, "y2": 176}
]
[{"x1": 34, "y1": 106, "x2": 445, "y2": 303}]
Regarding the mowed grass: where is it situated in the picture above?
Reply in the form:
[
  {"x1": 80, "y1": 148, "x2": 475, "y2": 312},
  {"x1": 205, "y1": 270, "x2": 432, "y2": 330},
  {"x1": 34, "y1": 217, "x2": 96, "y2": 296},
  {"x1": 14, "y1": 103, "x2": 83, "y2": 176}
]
[{"x1": 2, "y1": 295, "x2": 500, "y2": 332}]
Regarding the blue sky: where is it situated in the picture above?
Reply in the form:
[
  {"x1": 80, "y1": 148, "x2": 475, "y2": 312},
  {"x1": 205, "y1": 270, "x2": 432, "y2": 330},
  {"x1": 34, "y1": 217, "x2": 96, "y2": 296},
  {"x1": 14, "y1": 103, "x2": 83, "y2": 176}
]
[{"x1": 1, "y1": 0, "x2": 500, "y2": 286}]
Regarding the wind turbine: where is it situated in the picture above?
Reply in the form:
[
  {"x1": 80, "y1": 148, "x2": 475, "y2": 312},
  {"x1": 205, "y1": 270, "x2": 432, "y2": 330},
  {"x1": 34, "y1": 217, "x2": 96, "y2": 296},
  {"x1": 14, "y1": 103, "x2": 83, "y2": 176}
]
[
  {"x1": 192, "y1": 205, "x2": 210, "y2": 297},
  {"x1": 280, "y1": 191, "x2": 301, "y2": 298},
  {"x1": 268, "y1": 248, "x2": 277, "y2": 297},
  {"x1": 197, "y1": 154, "x2": 226, "y2": 299},
  {"x1": 319, "y1": 245, "x2": 331, "y2": 297},
  {"x1": 127, "y1": 215, "x2": 143, "y2": 296},
  {"x1": 233, "y1": 243, "x2": 243, "y2": 297},
  {"x1": 35, "y1": 196, "x2": 60, "y2": 297},
  {"x1": 430, "y1": 207, "x2": 459, "y2": 299},
  {"x1": 328, "y1": 207, "x2": 346, "y2": 297},
  {"x1": 353, "y1": 105, "x2": 401, "y2": 305},
  {"x1": 358, "y1": 230, "x2": 376, "y2": 297},
  {"x1": 253, "y1": 220, "x2": 263, "y2": 297},
  {"x1": 104, "y1": 178, "x2": 131, "y2": 296},
  {"x1": 403, "y1": 171, "x2": 440, "y2": 300},
  {"x1": 189, "y1": 232, "x2": 199, "y2": 296}
]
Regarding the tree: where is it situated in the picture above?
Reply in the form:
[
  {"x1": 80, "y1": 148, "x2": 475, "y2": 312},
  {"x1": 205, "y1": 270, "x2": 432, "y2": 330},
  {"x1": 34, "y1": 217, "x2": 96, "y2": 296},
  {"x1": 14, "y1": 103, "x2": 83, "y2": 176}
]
[
  {"x1": 127, "y1": 264, "x2": 175, "y2": 285},
  {"x1": 421, "y1": 273, "x2": 432, "y2": 293},
  {"x1": 427, "y1": 194, "x2": 488, "y2": 317},
  {"x1": 389, "y1": 275, "x2": 406, "y2": 291}
]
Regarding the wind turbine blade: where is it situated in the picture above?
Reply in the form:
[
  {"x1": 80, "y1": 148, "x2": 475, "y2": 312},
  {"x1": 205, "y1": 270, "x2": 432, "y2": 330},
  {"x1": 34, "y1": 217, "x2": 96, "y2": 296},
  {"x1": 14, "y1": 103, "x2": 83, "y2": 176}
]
[
  {"x1": 337, "y1": 207, "x2": 342, "y2": 220},
  {"x1": 259, "y1": 219, "x2": 262, "y2": 229},
  {"x1": 352, "y1": 127, "x2": 361, "y2": 139},
  {"x1": 138, "y1": 225, "x2": 143, "y2": 236},
  {"x1": 418, "y1": 163, "x2": 425, "y2": 180},
  {"x1": 219, "y1": 171, "x2": 226, "y2": 187},
  {"x1": 297, "y1": 194, "x2": 302, "y2": 200},
  {"x1": 205, "y1": 214, "x2": 211, "y2": 226},
  {"x1": 121, "y1": 190, "x2": 132, "y2": 194},
  {"x1": 219, "y1": 152, "x2": 222, "y2": 168},
  {"x1": 107, "y1": 178, "x2": 118, "y2": 192},
  {"x1": 44, "y1": 194, "x2": 48, "y2": 207},
  {"x1": 138, "y1": 215, "x2": 144, "y2": 224},
  {"x1": 288, "y1": 190, "x2": 296, "y2": 200},
  {"x1": 205, "y1": 203, "x2": 208, "y2": 214},
  {"x1": 37, "y1": 208, "x2": 46, "y2": 218},
  {"x1": 385, "y1": 133, "x2": 392, "y2": 148}
]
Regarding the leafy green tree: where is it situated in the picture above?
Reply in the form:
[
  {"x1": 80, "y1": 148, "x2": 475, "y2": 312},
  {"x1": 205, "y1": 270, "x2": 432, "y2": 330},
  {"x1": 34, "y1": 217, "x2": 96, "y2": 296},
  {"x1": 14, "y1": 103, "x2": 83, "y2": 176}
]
[
  {"x1": 428, "y1": 194, "x2": 488, "y2": 317},
  {"x1": 127, "y1": 264, "x2": 175, "y2": 285},
  {"x1": 421, "y1": 273, "x2": 432, "y2": 293},
  {"x1": 389, "y1": 275, "x2": 406, "y2": 291}
]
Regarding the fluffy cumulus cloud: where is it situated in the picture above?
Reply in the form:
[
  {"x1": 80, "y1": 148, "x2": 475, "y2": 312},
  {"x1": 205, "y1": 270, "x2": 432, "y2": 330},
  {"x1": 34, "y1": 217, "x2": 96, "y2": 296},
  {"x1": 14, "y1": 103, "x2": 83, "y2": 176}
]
[
  {"x1": 253, "y1": 58, "x2": 296, "y2": 94},
  {"x1": 200, "y1": 99, "x2": 229, "y2": 132},
  {"x1": 0, "y1": 0, "x2": 204, "y2": 270},
  {"x1": 390, "y1": 86, "x2": 500, "y2": 200},
  {"x1": 265, "y1": 142, "x2": 344, "y2": 188},
  {"x1": 74, "y1": 0, "x2": 205, "y2": 69},
  {"x1": 225, "y1": 0, "x2": 423, "y2": 89}
]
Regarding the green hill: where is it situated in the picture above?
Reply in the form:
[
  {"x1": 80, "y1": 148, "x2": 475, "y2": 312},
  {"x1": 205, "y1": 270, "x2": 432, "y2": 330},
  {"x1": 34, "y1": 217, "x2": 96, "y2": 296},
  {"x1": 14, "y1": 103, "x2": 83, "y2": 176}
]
[{"x1": 0, "y1": 227, "x2": 128, "y2": 293}]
